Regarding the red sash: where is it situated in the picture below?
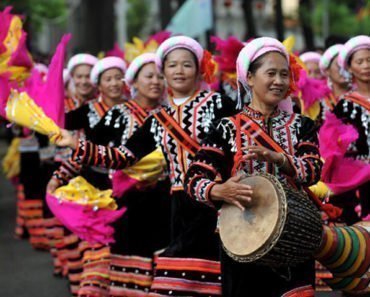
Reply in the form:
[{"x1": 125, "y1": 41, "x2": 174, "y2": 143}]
[
  {"x1": 345, "y1": 92, "x2": 370, "y2": 111},
  {"x1": 124, "y1": 101, "x2": 148, "y2": 126},
  {"x1": 231, "y1": 112, "x2": 341, "y2": 219},
  {"x1": 153, "y1": 109, "x2": 200, "y2": 156}
]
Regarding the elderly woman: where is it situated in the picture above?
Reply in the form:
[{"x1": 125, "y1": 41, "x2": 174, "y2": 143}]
[
  {"x1": 54, "y1": 36, "x2": 240, "y2": 296},
  {"x1": 185, "y1": 37, "x2": 323, "y2": 296}
]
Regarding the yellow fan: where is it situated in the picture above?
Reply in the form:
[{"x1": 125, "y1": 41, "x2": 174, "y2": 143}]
[
  {"x1": 123, "y1": 147, "x2": 166, "y2": 183},
  {"x1": 5, "y1": 90, "x2": 61, "y2": 143},
  {"x1": 0, "y1": 15, "x2": 32, "y2": 82},
  {"x1": 2, "y1": 137, "x2": 20, "y2": 179},
  {"x1": 54, "y1": 176, "x2": 117, "y2": 210},
  {"x1": 309, "y1": 181, "x2": 330, "y2": 200}
]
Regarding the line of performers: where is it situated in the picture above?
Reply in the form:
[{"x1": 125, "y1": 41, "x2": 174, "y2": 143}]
[{"x1": 1, "y1": 9, "x2": 369, "y2": 297}]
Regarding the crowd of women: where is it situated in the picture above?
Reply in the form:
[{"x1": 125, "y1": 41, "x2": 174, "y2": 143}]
[{"x1": 1, "y1": 7, "x2": 369, "y2": 297}]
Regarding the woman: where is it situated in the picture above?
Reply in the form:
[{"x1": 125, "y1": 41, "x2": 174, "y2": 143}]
[
  {"x1": 185, "y1": 37, "x2": 323, "y2": 296},
  {"x1": 299, "y1": 51, "x2": 323, "y2": 80},
  {"x1": 331, "y1": 35, "x2": 370, "y2": 222},
  {"x1": 64, "y1": 53, "x2": 98, "y2": 111},
  {"x1": 319, "y1": 44, "x2": 349, "y2": 112},
  {"x1": 54, "y1": 36, "x2": 240, "y2": 296},
  {"x1": 103, "y1": 53, "x2": 171, "y2": 296},
  {"x1": 48, "y1": 56, "x2": 127, "y2": 296}
]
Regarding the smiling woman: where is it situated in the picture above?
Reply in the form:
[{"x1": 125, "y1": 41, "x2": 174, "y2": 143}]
[
  {"x1": 53, "y1": 35, "x2": 241, "y2": 296},
  {"x1": 185, "y1": 37, "x2": 323, "y2": 297}
]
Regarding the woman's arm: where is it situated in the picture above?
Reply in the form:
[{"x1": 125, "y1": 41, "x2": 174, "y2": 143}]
[
  {"x1": 55, "y1": 117, "x2": 157, "y2": 170},
  {"x1": 185, "y1": 118, "x2": 253, "y2": 210},
  {"x1": 287, "y1": 116, "x2": 323, "y2": 186}
]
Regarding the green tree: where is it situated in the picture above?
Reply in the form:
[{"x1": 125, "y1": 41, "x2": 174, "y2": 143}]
[
  {"x1": 127, "y1": 0, "x2": 150, "y2": 40},
  {"x1": 0, "y1": 0, "x2": 67, "y2": 32},
  {"x1": 303, "y1": 0, "x2": 370, "y2": 37}
]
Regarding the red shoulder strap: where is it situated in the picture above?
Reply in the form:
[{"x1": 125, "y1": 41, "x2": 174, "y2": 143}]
[
  {"x1": 345, "y1": 93, "x2": 370, "y2": 111},
  {"x1": 232, "y1": 112, "x2": 340, "y2": 219},
  {"x1": 153, "y1": 109, "x2": 200, "y2": 156},
  {"x1": 124, "y1": 101, "x2": 148, "y2": 126}
]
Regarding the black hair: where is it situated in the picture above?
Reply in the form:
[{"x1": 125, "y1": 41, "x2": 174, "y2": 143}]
[
  {"x1": 97, "y1": 67, "x2": 124, "y2": 85},
  {"x1": 162, "y1": 47, "x2": 199, "y2": 73}
]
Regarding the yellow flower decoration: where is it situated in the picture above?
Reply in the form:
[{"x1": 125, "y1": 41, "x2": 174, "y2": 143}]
[{"x1": 124, "y1": 37, "x2": 159, "y2": 63}]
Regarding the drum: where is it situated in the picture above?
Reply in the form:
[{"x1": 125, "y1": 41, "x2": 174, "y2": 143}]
[
  {"x1": 219, "y1": 173, "x2": 323, "y2": 267},
  {"x1": 315, "y1": 221, "x2": 370, "y2": 294}
]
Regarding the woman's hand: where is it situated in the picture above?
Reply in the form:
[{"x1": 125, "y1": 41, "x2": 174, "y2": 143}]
[
  {"x1": 245, "y1": 146, "x2": 283, "y2": 164},
  {"x1": 51, "y1": 129, "x2": 77, "y2": 149},
  {"x1": 245, "y1": 146, "x2": 294, "y2": 175},
  {"x1": 46, "y1": 177, "x2": 61, "y2": 194},
  {"x1": 210, "y1": 175, "x2": 253, "y2": 211}
]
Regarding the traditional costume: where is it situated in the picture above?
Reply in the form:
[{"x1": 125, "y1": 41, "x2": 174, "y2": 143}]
[
  {"x1": 65, "y1": 36, "x2": 241, "y2": 296},
  {"x1": 185, "y1": 37, "x2": 323, "y2": 297}
]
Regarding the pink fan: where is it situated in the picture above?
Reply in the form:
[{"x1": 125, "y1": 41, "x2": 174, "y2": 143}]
[
  {"x1": 106, "y1": 42, "x2": 125, "y2": 60},
  {"x1": 22, "y1": 34, "x2": 71, "y2": 128},
  {"x1": 0, "y1": 73, "x2": 10, "y2": 118},
  {"x1": 8, "y1": 31, "x2": 33, "y2": 68},
  {"x1": 211, "y1": 36, "x2": 244, "y2": 73},
  {"x1": 46, "y1": 192, "x2": 126, "y2": 245},
  {"x1": 295, "y1": 69, "x2": 330, "y2": 110},
  {"x1": 319, "y1": 112, "x2": 370, "y2": 194},
  {"x1": 0, "y1": 6, "x2": 13, "y2": 55},
  {"x1": 146, "y1": 30, "x2": 172, "y2": 46}
]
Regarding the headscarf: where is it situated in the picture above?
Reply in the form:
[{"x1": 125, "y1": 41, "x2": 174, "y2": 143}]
[
  {"x1": 337, "y1": 35, "x2": 370, "y2": 71},
  {"x1": 124, "y1": 53, "x2": 157, "y2": 98},
  {"x1": 90, "y1": 56, "x2": 127, "y2": 86},
  {"x1": 299, "y1": 52, "x2": 322, "y2": 64},
  {"x1": 319, "y1": 44, "x2": 344, "y2": 75},
  {"x1": 155, "y1": 35, "x2": 216, "y2": 87},
  {"x1": 236, "y1": 37, "x2": 290, "y2": 109},
  {"x1": 67, "y1": 53, "x2": 98, "y2": 75}
]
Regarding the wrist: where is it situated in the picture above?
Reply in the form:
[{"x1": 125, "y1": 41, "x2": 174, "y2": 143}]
[
  {"x1": 70, "y1": 137, "x2": 78, "y2": 149},
  {"x1": 210, "y1": 183, "x2": 222, "y2": 201},
  {"x1": 276, "y1": 153, "x2": 286, "y2": 168}
]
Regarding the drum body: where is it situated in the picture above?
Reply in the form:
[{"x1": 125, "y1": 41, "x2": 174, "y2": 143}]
[
  {"x1": 315, "y1": 222, "x2": 370, "y2": 294},
  {"x1": 219, "y1": 173, "x2": 323, "y2": 267}
]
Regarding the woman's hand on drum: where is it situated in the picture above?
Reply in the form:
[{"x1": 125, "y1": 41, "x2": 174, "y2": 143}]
[
  {"x1": 210, "y1": 175, "x2": 253, "y2": 211},
  {"x1": 245, "y1": 146, "x2": 283, "y2": 164},
  {"x1": 52, "y1": 129, "x2": 78, "y2": 149}
]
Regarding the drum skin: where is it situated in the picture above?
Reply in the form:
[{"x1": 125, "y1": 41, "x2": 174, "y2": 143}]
[{"x1": 219, "y1": 173, "x2": 323, "y2": 267}]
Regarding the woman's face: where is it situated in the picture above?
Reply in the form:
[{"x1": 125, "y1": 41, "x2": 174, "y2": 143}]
[
  {"x1": 163, "y1": 48, "x2": 199, "y2": 97},
  {"x1": 349, "y1": 49, "x2": 370, "y2": 84},
  {"x1": 133, "y1": 63, "x2": 164, "y2": 102},
  {"x1": 327, "y1": 55, "x2": 347, "y2": 85},
  {"x1": 98, "y1": 68, "x2": 124, "y2": 100},
  {"x1": 71, "y1": 64, "x2": 94, "y2": 97},
  {"x1": 305, "y1": 61, "x2": 323, "y2": 79},
  {"x1": 247, "y1": 52, "x2": 290, "y2": 107}
]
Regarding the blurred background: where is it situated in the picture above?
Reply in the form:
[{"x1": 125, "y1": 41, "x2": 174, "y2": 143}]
[{"x1": 0, "y1": 0, "x2": 369, "y2": 63}]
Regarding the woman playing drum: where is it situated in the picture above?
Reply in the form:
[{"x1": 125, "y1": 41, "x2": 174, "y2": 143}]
[{"x1": 185, "y1": 37, "x2": 323, "y2": 297}]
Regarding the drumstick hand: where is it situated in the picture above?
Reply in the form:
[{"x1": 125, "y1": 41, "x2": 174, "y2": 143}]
[{"x1": 210, "y1": 175, "x2": 253, "y2": 211}]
